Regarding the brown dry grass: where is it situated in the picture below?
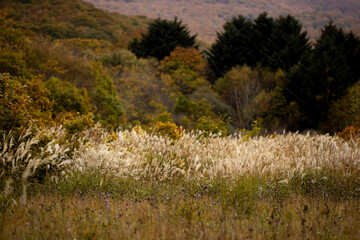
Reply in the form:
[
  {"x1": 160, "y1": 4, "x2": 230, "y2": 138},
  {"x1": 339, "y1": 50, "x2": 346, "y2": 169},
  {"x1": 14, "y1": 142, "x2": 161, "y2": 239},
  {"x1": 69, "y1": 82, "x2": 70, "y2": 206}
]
[
  {"x1": 1, "y1": 127, "x2": 360, "y2": 239},
  {"x1": 1, "y1": 192, "x2": 360, "y2": 239}
]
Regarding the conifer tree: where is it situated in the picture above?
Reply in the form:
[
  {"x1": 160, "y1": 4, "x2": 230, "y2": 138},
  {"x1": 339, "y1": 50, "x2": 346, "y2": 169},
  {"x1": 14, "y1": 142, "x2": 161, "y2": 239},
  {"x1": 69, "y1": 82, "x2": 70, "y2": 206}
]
[
  {"x1": 284, "y1": 22, "x2": 360, "y2": 130},
  {"x1": 207, "y1": 15, "x2": 255, "y2": 80},
  {"x1": 252, "y1": 12, "x2": 276, "y2": 67},
  {"x1": 128, "y1": 17, "x2": 197, "y2": 60},
  {"x1": 207, "y1": 13, "x2": 309, "y2": 79},
  {"x1": 271, "y1": 15, "x2": 310, "y2": 72}
]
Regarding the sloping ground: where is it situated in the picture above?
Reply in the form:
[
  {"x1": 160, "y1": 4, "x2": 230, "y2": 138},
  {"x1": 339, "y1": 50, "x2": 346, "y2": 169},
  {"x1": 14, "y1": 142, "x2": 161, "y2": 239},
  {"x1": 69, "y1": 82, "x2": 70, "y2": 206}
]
[
  {"x1": 84, "y1": 0, "x2": 360, "y2": 43},
  {"x1": 0, "y1": 0, "x2": 150, "y2": 44}
]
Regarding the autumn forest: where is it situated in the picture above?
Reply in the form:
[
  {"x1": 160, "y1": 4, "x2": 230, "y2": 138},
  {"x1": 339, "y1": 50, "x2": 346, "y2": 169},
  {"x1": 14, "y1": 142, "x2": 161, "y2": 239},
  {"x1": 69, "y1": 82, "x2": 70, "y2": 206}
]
[{"x1": 1, "y1": 0, "x2": 360, "y2": 239}]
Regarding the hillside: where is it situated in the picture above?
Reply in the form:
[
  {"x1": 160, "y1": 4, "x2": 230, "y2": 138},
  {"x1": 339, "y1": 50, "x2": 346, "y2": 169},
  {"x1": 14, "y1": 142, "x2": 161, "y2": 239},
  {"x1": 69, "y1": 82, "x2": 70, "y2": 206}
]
[
  {"x1": 0, "y1": 0, "x2": 150, "y2": 45},
  {"x1": 1, "y1": 0, "x2": 359, "y2": 134},
  {"x1": 84, "y1": 0, "x2": 360, "y2": 42}
]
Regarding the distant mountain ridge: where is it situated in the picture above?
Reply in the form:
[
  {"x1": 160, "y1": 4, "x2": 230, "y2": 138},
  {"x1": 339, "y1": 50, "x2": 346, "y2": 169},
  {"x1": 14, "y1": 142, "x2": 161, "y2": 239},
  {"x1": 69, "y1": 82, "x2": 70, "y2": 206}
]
[{"x1": 84, "y1": 0, "x2": 360, "y2": 43}]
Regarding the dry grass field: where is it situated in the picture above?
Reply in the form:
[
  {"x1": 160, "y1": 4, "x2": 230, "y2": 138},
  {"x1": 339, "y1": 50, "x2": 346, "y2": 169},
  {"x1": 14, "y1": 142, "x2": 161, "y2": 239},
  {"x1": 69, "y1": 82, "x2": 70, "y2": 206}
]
[{"x1": 1, "y1": 126, "x2": 360, "y2": 239}]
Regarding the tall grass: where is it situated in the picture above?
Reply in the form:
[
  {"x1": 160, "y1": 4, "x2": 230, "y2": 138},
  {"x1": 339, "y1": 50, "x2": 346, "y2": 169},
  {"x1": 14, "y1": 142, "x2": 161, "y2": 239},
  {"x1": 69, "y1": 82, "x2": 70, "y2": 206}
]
[
  {"x1": 1, "y1": 126, "x2": 360, "y2": 197},
  {"x1": 0, "y1": 128, "x2": 69, "y2": 204},
  {"x1": 70, "y1": 127, "x2": 360, "y2": 181},
  {"x1": 1, "y1": 127, "x2": 360, "y2": 239}
]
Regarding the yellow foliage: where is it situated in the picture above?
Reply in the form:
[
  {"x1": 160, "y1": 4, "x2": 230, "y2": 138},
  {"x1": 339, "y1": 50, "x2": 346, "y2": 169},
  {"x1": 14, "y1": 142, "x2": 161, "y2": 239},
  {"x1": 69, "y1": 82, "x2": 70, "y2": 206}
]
[
  {"x1": 154, "y1": 121, "x2": 183, "y2": 140},
  {"x1": 160, "y1": 47, "x2": 207, "y2": 76}
]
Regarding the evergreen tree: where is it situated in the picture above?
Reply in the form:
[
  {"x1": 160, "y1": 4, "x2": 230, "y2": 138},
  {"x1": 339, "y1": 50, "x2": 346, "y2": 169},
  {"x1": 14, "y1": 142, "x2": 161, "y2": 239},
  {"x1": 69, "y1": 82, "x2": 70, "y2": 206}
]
[
  {"x1": 207, "y1": 15, "x2": 255, "y2": 79},
  {"x1": 128, "y1": 17, "x2": 197, "y2": 60},
  {"x1": 284, "y1": 22, "x2": 360, "y2": 130},
  {"x1": 252, "y1": 12, "x2": 276, "y2": 67},
  {"x1": 207, "y1": 13, "x2": 309, "y2": 79},
  {"x1": 271, "y1": 15, "x2": 311, "y2": 72}
]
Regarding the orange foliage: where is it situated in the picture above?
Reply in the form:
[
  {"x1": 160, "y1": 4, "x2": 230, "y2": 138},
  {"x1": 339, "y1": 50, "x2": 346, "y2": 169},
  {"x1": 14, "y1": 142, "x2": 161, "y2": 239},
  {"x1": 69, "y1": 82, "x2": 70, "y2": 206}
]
[
  {"x1": 160, "y1": 47, "x2": 206, "y2": 76},
  {"x1": 338, "y1": 126, "x2": 360, "y2": 143}
]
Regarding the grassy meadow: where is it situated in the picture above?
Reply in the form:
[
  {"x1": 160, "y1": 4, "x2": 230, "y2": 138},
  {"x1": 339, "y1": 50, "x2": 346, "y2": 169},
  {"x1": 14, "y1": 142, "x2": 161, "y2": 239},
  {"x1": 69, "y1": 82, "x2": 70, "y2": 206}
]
[
  {"x1": 1, "y1": 126, "x2": 360, "y2": 239},
  {"x1": 1, "y1": 0, "x2": 360, "y2": 239}
]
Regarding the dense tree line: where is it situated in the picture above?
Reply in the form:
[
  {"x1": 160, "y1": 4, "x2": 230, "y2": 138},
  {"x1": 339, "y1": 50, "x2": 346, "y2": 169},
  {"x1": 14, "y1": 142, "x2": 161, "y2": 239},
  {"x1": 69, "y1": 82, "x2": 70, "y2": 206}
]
[
  {"x1": 207, "y1": 13, "x2": 360, "y2": 131},
  {"x1": 207, "y1": 13, "x2": 310, "y2": 79},
  {"x1": 1, "y1": 0, "x2": 359, "y2": 135},
  {"x1": 285, "y1": 22, "x2": 360, "y2": 130}
]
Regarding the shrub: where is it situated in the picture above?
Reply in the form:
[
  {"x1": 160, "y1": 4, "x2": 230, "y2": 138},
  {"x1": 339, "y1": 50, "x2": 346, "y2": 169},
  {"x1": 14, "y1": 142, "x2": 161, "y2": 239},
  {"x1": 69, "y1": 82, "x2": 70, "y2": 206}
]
[
  {"x1": 240, "y1": 120, "x2": 263, "y2": 141},
  {"x1": 64, "y1": 112, "x2": 95, "y2": 137},
  {"x1": 0, "y1": 73, "x2": 53, "y2": 133},
  {"x1": 45, "y1": 77, "x2": 92, "y2": 115},
  {"x1": 154, "y1": 121, "x2": 183, "y2": 140},
  {"x1": 90, "y1": 62, "x2": 123, "y2": 129},
  {"x1": 324, "y1": 81, "x2": 360, "y2": 132},
  {"x1": 195, "y1": 116, "x2": 228, "y2": 137},
  {"x1": 101, "y1": 49, "x2": 138, "y2": 68},
  {"x1": 338, "y1": 126, "x2": 360, "y2": 143}
]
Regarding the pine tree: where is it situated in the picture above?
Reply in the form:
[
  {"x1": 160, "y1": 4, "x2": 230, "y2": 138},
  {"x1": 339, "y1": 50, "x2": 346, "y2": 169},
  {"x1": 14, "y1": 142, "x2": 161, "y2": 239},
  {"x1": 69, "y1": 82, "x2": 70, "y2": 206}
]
[
  {"x1": 252, "y1": 12, "x2": 276, "y2": 67},
  {"x1": 207, "y1": 15, "x2": 255, "y2": 80},
  {"x1": 207, "y1": 13, "x2": 309, "y2": 80},
  {"x1": 284, "y1": 22, "x2": 360, "y2": 130},
  {"x1": 128, "y1": 17, "x2": 197, "y2": 61},
  {"x1": 271, "y1": 15, "x2": 310, "y2": 72}
]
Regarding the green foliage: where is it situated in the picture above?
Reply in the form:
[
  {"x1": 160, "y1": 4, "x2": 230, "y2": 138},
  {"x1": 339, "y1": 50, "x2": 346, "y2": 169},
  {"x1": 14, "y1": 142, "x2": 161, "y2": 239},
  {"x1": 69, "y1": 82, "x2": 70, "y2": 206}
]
[
  {"x1": 91, "y1": 62, "x2": 123, "y2": 128},
  {"x1": 207, "y1": 15, "x2": 254, "y2": 79},
  {"x1": 156, "y1": 47, "x2": 231, "y2": 131},
  {"x1": 173, "y1": 95, "x2": 212, "y2": 121},
  {"x1": 0, "y1": 51, "x2": 29, "y2": 77},
  {"x1": 324, "y1": 81, "x2": 360, "y2": 132},
  {"x1": 215, "y1": 65, "x2": 284, "y2": 129},
  {"x1": 153, "y1": 121, "x2": 183, "y2": 140},
  {"x1": 195, "y1": 116, "x2": 228, "y2": 136},
  {"x1": 0, "y1": 73, "x2": 30, "y2": 132},
  {"x1": 172, "y1": 94, "x2": 229, "y2": 133},
  {"x1": 115, "y1": 60, "x2": 174, "y2": 125},
  {"x1": 159, "y1": 47, "x2": 211, "y2": 96},
  {"x1": 129, "y1": 17, "x2": 197, "y2": 60},
  {"x1": 208, "y1": 12, "x2": 310, "y2": 78},
  {"x1": 252, "y1": 12, "x2": 277, "y2": 68},
  {"x1": 101, "y1": 49, "x2": 138, "y2": 68},
  {"x1": 154, "y1": 112, "x2": 173, "y2": 123},
  {"x1": 168, "y1": 67, "x2": 206, "y2": 95},
  {"x1": 0, "y1": 15, "x2": 31, "y2": 78},
  {"x1": 45, "y1": 77, "x2": 92, "y2": 115},
  {"x1": 0, "y1": 0, "x2": 149, "y2": 43},
  {"x1": 64, "y1": 112, "x2": 94, "y2": 137},
  {"x1": 285, "y1": 22, "x2": 360, "y2": 130},
  {"x1": 270, "y1": 87, "x2": 287, "y2": 119},
  {"x1": 189, "y1": 86, "x2": 232, "y2": 117},
  {"x1": 271, "y1": 15, "x2": 311, "y2": 72},
  {"x1": 0, "y1": 73, "x2": 52, "y2": 133},
  {"x1": 240, "y1": 120, "x2": 262, "y2": 141}
]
